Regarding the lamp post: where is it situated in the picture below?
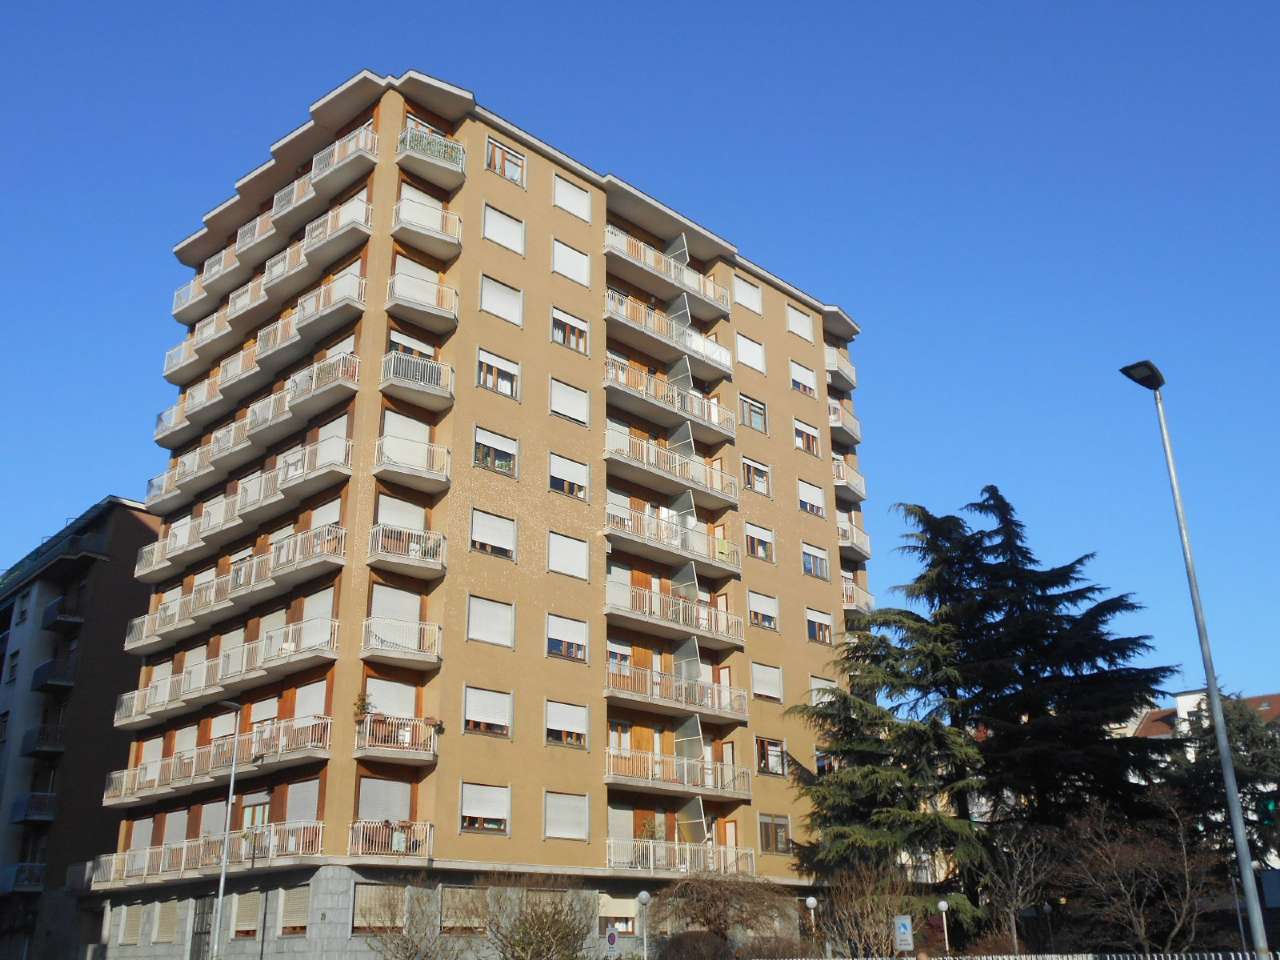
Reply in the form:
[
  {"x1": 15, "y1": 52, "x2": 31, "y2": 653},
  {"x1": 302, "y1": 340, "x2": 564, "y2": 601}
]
[
  {"x1": 638, "y1": 890, "x2": 651, "y2": 960},
  {"x1": 804, "y1": 895, "x2": 818, "y2": 944},
  {"x1": 937, "y1": 900, "x2": 949, "y2": 956},
  {"x1": 209, "y1": 699, "x2": 243, "y2": 960},
  {"x1": 1120, "y1": 360, "x2": 1270, "y2": 956}
]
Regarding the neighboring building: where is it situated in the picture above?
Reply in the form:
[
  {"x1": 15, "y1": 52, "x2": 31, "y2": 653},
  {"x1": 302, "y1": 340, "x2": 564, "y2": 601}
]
[
  {"x1": 91, "y1": 69, "x2": 868, "y2": 956},
  {"x1": 1128, "y1": 689, "x2": 1280, "y2": 740},
  {"x1": 0, "y1": 497, "x2": 159, "y2": 960}
]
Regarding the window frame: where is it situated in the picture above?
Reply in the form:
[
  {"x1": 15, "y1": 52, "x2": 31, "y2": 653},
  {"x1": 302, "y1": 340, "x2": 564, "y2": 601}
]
[
  {"x1": 473, "y1": 426, "x2": 518, "y2": 479},
  {"x1": 470, "y1": 508, "x2": 517, "y2": 561},
  {"x1": 755, "y1": 737, "x2": 788, "y2": 776},
  {"x1": 739, "y1": 394, "x2": 768, "y2": 434},
  {"x1": 550, "y1": 306, "x2": 590, "y2": 355},
  {"x1": 759, "y1": 812, "x2": 792, "y2": 854},
  {"x1": 463, "y1": 685, "x2": 513, "y2": 739},
  {"x1": 485, "y1": 138, "x2": 526, "y2": 187},
  {"x1": 545, "y1": 612, "x2": 589, "y2": 664},
  {"x1": 476, "y1": 347, "x2": 520, "y2": 400}
]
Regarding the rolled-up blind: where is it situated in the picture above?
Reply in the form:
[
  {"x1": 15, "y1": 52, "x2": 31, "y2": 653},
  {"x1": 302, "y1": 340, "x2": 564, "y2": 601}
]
[
  {"x1": 461, "y1": 783, "x2": 509, "y2": 819},
  {"x1": 471, "y1": 510, "x2": 516, "y2": 551},
  {"x1": 549, "y1": 453, "x2": 588, "y2": 487},
  {"x1": 475, "y1": 427, "x2": 517, "y2": 455},
  {"x1": 544, "y1": 791, "x2": 588, "y2": 839},
  {"x1": 751, "y1": 662, "x2": 783, "y2": 700},
  {"x1": 748, "y1": 592, "x2": 779, "y2": 618},
  {"x1": 465, "y1": 687, "x2": 511, "y2": 726},
  {"x1": 548, "y1": 532, "x2": 588, "y2": 578},
  {"x1": 478, "y1": 348, "x2": 519, "y2": 376},
  {"x1": 547, "y1": 615, "x2": 586, "y2": 649},
  {"x1": 546, "y1": 701, "x2": 587, "y2": 734},
  {"x1": 797, "y1": 480, "x2": 826, "y2": 511},
  {"x1": 791, "y1": 362, "x2": 817, "y2": 392},
  {"x1": 467, "y1": 596, "x2": 514, "y2": 646},
  {"x1": 744, "y1": 522, "x2": 773, "y2": 544},
  {"x1": 550, "y1": 379, "x2": 589, "y2": 423}
]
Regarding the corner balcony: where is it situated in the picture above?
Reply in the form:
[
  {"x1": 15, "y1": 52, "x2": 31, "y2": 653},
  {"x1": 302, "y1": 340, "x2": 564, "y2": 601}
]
[
  {"x1": 832, "y1": 460, "x2": 867, "y2": 502},
  {"x1": 605, "y1": 582, "x2": 743, "y2": 650},
  {"x1": 349, "y1": 820, "x2": 433, "y2": 861},
  {"x1": 392, "y1": 200, "x2": 462, "y2": 261},
  {"x1": 270, "y1": 522, "x2": 347, "y2": 588},
  {"x1": 200, "y1": 245, "x2": 248, "y2": 298},
  {"x1": 604, "y1": 225, "x2": 729, "y2": 320},
  {"x1": 603, "y1": 430, "x2": 738, "y2": 510},
  {"x1": 262, "y1": 241, "x2": 313, "y2": 304},
  {"x1": 828, "y1": 401, "x2": 862, "y2": 446},
  {"x1": 225, "y1": 274, "x2": 271, "y2": 332},
  {"x1": 20, "y1": 725, "x2": 65, "y2": 759},
  {"x1": 271, "y1": 170, "x2": 321, "y2": 235},
  {"x1": 379, "y1": 352, "x2": 454, "y2": 411},
  {"x1": 367, "y1": 526, "x2": 446, "y2": 580},
  {"x1": 385, "y1": 274, "x2": 460, "y2": 334},
  {"x1": 354, "y1": 716, "x2": 438, "y2": 766},
  {"x1": 234, "y1": 209, "x2": 277, "y2": 269},
  {"x1": 0, "y1": 864, "x2": 45, "y2": 894},
  {"x1": 605, "y1": 665, "x2": 748, "y2": 723},
  {"x1": 604, "y1": 506, "x2": 740, "y2": 579},
  {"x1": 195, "y1": 493, "x2": 248, "y2": 550},
  {"x1": 285, "y1": 352, "x2": 360, "y2": 421},
  {"x1": 213, "y1": 343, "x2": 267, "y2": 408},
  {"x1": 31, "y1": 656, "x2": 76, "y2": 693},
  {"x1": 373, "y1": 436, "x2": 451, "y2": 494},
  {"x1": 103, "y1": 716, "x2": 332, "y2": 808},
  {"x1": 606, "y1": 838, "x2": 755, "y2": 876},
  {"x1": 164, "y1": 310, "x2": 237, "y2": 386},
  {"x1": 10, "y1": 792, "x2": 55, "y2": 824},
  {"x1": 302, "y1": 197, "x2": 372, "y2": 266},
  {"x1": 837, "y1": 520, "x2": 872, "y2": 561},
  {"x1": 235, "y1": 438, "x2": 352, "y2": 530},
  {"x1": 172, "y1": 275, "x2": 209, "y2": 324},
  {"x1": 825, "y1": 346, "x2": 857, "y2": 392},
  {"x1": 605, "y1": 290, "x2": 733, "y2": 381},
  {"x1": 362, "y1": 618, "x2": 443, "y2": 671},
  {"x1": 92, "y1": 820, "x2": 323, "y2": 891},
  {"x1": 396, "y1": 124, "x2": 466, "y2": 191},
  {"x1": 310, "y1": 124, "x2": 378, "y2": 200},
  {"x1": 295, "y1": 273, "x2": 368, "y2": 342},
  {"x1": 842, "y1": 579, "x2": 875, "y2": 614},
  {"x1": 603, "y1": 358, "x2": 734, "y2": 444},
  {"x1": 604, "y1": 749, "x2": 751, "y2": 801}
]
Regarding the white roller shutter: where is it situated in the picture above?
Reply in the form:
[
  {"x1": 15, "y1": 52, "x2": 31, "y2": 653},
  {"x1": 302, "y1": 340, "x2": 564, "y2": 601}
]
[
  {"x1": 461, "y1": 783, "x2": 510, "y2": 821},
  {"x1": 162, "y1": 809, "x2": 187, "y2": 844},
  {"x1": 748, "y1": 591, "x2": 779, "y2": 619},
  {"x1": 250, "y1": 698, "x2": 278, "y2": 724},
  {"x1": 599, "y1": 894, "x2": 637, "y2": 919},
  {"x1": 751, "y1": 662, "x2": 783, "y2": 700},
  {"x1": 280, "y1": 886, "x2": 311, "y2": 932},
  {"x1": 475, "y1": 427, "x2": 517, "y2": 455},
  {"x1": 201, "y1": 801, "x2": 226, "y2": 836},
  {"x1": 810, "y1": 676, "x2": 838, "y2": 703},
  {"x1": 791, "y1": 362, "x2": 818, "y2": 393},
  {"x1": 377, "y1": 495, "x2": 425, "y2": 531},
  {"x1": 394, "y1": 254, "x2": 436, "y2": 281},
  {"x1": 389, "y1": 329, "x2": 434, "y2": 356},
  {"x1": 786, "y1": 304, "x2": 813, "y2": 340},
  {"x1": 358, "y1": 777, "x2": 411, "y2": 821},
  {"x1": 471, "y1": 510, "x2": 516, "y2": 553},
  {"x1": 736, "y1": 333, "x2": 765, "y2": 372},
  {"x1": 547, "y1": 615, "x2": 586, "y2": 649},
  {"x1": 744, "y1": 522, "x2": 774, "y2": 545},
  {"x1": 552, "y1": 240, "x2": 590, "y2": 286},
  {"x1": 480, "y1": 275, "x2": 523, "y2": 325},
  {"x1": 286, "y1": 779, "x2": 319, "y2": 821},
  {"x1": 477, "y1": 348, "x2": 519, "y2": 376},
  {"x1": 367, "y1": 677, "x2": 416, "y2": 717},
  {"x1": 310, "y1": 499, "x2": 341, "y2": 528},
  {"x1": 549, "y1": 379, "x2": 589, "y2": 424},
  {"x1": 806, "y1": 608, "x2": 833, "y2": 627},
  {"x1": 209, "y1": 712, "x2": 236, "y2": 739},
  {"x1": 467, "y1": 596, "x2": 514, "y2": 647},
  {"x1": 383, "y1": 411, "x2": 429, "y2": 468},
  {"x1": 549, "y1": 453, "x2": 587, "y2": 489},
  {"x1": 546, "y1": 701, "x2": 587, "y2": 736},
  {"x1": 544, "y1": 792, "x2": 588, "y2": 840},
  {"x1": 798, "y1": 479, "x2": 826, "y2": 513},
  {"x1": 371, "y1": 584, "x2": 419, "y2": 621},
  {"x1": 129, "y1": 817, "x2": 153, "y2": 850},
  {"x1": 548, "y1": 532, "x2": 588, "y2": 578},
  {"x1": 552, "y1": 307, "x2": 589, "y2": 335},
  {"x1": 464, "y1": 687, "x2": 512, "y2": 727},
  {"x1": 174, "y1": 724, "x2": 198, "y2": 753},
  {"x1": 482, "y1": 206, "x2": 525, "y2": 254},
  {"x1": 553, "y1": 176, "x2": 591, "y2": 221},
  {"x1": 295, "y1": 681, "x2": 326, "y2": 720},
  {"x1": 734, "y1": 275, "x2": 762, "y2": 313}
]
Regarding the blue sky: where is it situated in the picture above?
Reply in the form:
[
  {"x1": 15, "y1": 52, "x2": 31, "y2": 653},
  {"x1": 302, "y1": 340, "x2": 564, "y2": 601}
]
[{"x1": 0, "y1": 2, "x2": 1275, "y2": 694}]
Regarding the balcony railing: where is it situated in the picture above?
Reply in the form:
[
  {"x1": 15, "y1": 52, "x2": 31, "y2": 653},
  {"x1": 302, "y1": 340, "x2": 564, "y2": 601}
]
[
  {"x1": 606, "y1": 838, "x2": 755, "y2": 875},
  {"x1": 842, "y1": 579, "x2": 875, "y2": 612},
  {"x1": 312, "y1": 123, "x2": 378, "y2": 181},
  {"x1": 227, "y1": 275, "x2": 268, "y2": 322},
  {"x1": 303, "y1": 197, "x2": 372, "y2": 253},
  {"x1": 380, "y1": 351, "x2": 454, "y2": 397},
  {"x1": 604, "y1": 429, "x2": 738, "y2": 502},
  {"x1": 837, "y1": 521, "x2": 872, "y2": 557},
  {"x1": 605, "y1": 506, "x2": 740, "y2": 570},
  {"x1": 271, "y1": 523, "x2": 347, "y2": 578},
  {"x1": 386, "y1": 273, "x2": 460, "y2": 321},
  {"x1": 92, "y1": 820, "x2": 323, "y2": 888},
  {"x1": 362, "y1": 618, "x2": 443, "y2": 661},
  {"x1": 392, "y1": 199, "x2": 462, "y2": 244},
  {"x1": 831, "y1": 459, "x2": 868, "y2": 499},
  {"x1": 254, "y1": 313, "x2": 299, "y2": 365},
  {"x1": 604, "y1": 358, "x2": 734, "y2": 435},
  {"x1": 235, "y1": 209, "x2": 275, "y2": 254},
  {"x1": 375, "y1": 436, "x2": 451, "y2": 480},
  {"x1": 825, "y1": 346, "x2": 857, "y2": 388},
  {"x1": 368, "y1": 525, "x2": 447, "y2": 567},
  {"x1": 397, "y1": 125, "x2": 466, "y2": 174},
  {"x1": 272, "y1": 172, "x2": 315, "y2": 221},
  {"x1": 605, "y1": 290, "x2": 732, "y2": 372},
  {"x1": 263, "y1": 240, "x2": 308, "y2": 289},
  {"x1": 349, "y1": 820, "x2": 433, "y2": 859},
  {"x1": 606, "y1": 582, "x2": 743, "y2": 645},
  {"x1": 172, "y1": 276, "x2": 206, "y2": 316},
  {"x1": 604, "y1": 226, "x2": 729, "y2": 309},
  {"x1": 296, "y1": 273, "x2": 367, "y2": 329},
  {"x1": 605, "y1": 748, "x2": 751, "y2": 796},
  {"x1": 605, "y1": 664, "x2": 748, "y2": 719},
  {"x1": 201, "y1": 246, "x2": 239, "y2": 288},
  {"x1": 827, "y1": 401, "x2": 862, "y2": 444},
  {"x1": 355, "y1": 716, "x2": 437, "y2": 756}
]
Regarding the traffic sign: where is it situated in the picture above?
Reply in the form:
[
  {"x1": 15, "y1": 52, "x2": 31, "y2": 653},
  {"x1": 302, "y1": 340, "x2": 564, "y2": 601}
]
[
  {"x1": 606, "y1": 925, "x2": 620, "y2": 959},
  {"x1": 893, "y1": 914, "x2": 914, "y2": 953}
]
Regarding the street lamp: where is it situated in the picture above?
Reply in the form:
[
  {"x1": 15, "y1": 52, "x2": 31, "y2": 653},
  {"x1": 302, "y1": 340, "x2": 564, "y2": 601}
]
[
  {"x1": 1120, "y1": 360, "x2": 1270, "y2": 956},
  {"x1": 937, "y1": 900, "x2": 949, "y2": 955},
  {"x1": 638, "y1": 890, "x2": 651, "y2": 960},
  {"x1": 209, "y1": 699, "x2": 243, "y2": 960},
  {"x1": 804, "y1": 895, "x2": 818, "y2": 943}
]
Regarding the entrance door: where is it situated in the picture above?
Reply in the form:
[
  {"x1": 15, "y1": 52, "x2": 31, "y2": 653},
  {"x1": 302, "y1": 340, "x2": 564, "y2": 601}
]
[{"x1": 189, "y1": 895, "x2": 214, "y2": 960}]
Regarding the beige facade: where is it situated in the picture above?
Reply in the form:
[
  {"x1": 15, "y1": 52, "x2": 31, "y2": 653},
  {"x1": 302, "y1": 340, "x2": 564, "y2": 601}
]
[{"x1": 94, "y1": 69, "x2": 868, "y2": 916}]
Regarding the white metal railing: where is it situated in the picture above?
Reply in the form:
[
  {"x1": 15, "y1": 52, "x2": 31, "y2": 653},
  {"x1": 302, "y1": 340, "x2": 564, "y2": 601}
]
[
  {"x1": 246, "y1": 391, "x2": 290, "y2": 437},
  {"x1": 217, "y1": 344, "x2": 257, "y2": 391},
  {"x1": 271, "y1": 523, "x2": 347, "y2": 577},
  {"x1": 208, "y1": 419, "x2": 250, "y2": 461},
  {"x1": 375, "y1": 436, "x2": 451, "y2": 478},
  {"x1": 235, "y1": 210, "x2": 274, "y2": 252},
  {"x1": 605, "y1": 748, "x2": 750, "y2": 795},
  {"x1": 604, "y1": 429, "x2": 738, "y2": 501},
  {"x1": 349, "y1": 820, "x2": 433, "y2": 859},
  {"x1": 163, "y1": 339, "x2": 197, "y2": 376},
  {"x1": 605, "y1": 506, "x2": 740, "y2": 569},
  {"x1": 362, "y1": 618, "x2": 443, "y2": 660},
  {"x1": 368, "y1": 525, "x2": 447, "y2": 567},
  {"x1": 831, "y1": 459, "x2": 867, "y2": 499},
  {"x1": 227, "y1": 275, "x2": 268, "y2": 320},
  {"x1": 287, "y1": 351, "x2": 360, "y2": 403},
  {"x1": 397, "y1": 124, "x2": 466, "y2": 171},
  {"x1": 153, "y1": 404, "x2": 187, "y2": 438},
  {"x1": 605, "y1": 838, "x2": 755, "y2": 875},
  {"x1": 605, "y1": 664, "x2": 748, "y2": 718},
  {"x1": 236, "y1": 465, "x2": 284, "y2": 515},
  {"x1": 296, "y1": 272, "x2": 367, "y2": 326},
  {"x1": 279, "y1": 437, "x2": 353, "y2": 489},
  {"x1": 604, "y1": 358, "x2": 734, "y2": 433},
  {"x1": 201, "y1": 246, "x2": 238, "y2": 286},
  {"x1": 264, "y1": 240, "x2": 307, "y2": 287},
  {"x1": 606, "y1": 582, "x2": 743, "y2": 643},
  {"x1": 380, "y1": 351, "x2": 453, "y2": 395},
  {"x1": 842, "y1": 579, "x2": 875, "y2": 611},
  {"x1": 604, "y1": 226, "x2": 729, "y2": 308},
  {"x1": 356, "y1": 716, "x2": 437, "y2": 755},
  {"x1": 386, "y1": 272, "x2": 460, "y2": 317},
  {"x1": 135, "y1": 518, "x2": 204, "y2": 575},
  {"x1": 196, "y1": 496, "x2": 240, "y2": 540},
  {"x1": 605, "y1": 289, "x2": 731, "y2": 370},
  {"x1": 92, "y1": 820, "x2": 323, "y2": 886},
  {"x1": 272, "y1": 171, "x2": 315, "y2": 219},
  {"x1": 825, "y1": 345, "x2": 857, "y2": 387},
  {"x1": 172, "y1": 276, "x2": 205, "y2": 314},
  {"x1": 393, "y1": 199, "x2": 462, "y2": 242},
  {"x1": 827, "y1": 401, "x2": 862, "y2": 442},
  {"x1": 837, "y1": 521, "x2": 872, "y2": 556},
  {"x1": 312, "y1": 123, "x2": 377, "y2": 179},
  {"x1": 304, "y1": 197, "x2": 371, "y2": 251},
  {"x1": 254, "y1": 313, "x2": 299, "y2": 363}
]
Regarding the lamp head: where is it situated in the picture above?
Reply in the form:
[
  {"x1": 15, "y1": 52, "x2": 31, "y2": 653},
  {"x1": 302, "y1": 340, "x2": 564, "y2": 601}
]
[
  {"x1": 1120, "y1": 360, "x2": 1165, "y2": 391},
  {"x1": 637, "y1": 890, "x2": 651, "y2": 906},
  {"x1": 805, "y1": 896, "x2": 818, "y2": 910},
  {"x1": 937, "y1": 900, "x2": 949, "y2": 912}
]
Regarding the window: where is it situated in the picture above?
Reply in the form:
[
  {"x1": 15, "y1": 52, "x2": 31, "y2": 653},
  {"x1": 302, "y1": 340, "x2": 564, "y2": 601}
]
[
  {"x1": 119, "y1": 904, "x2": 142, "y2": 945},
  {"x1": 790, "y1": 361, "x2": 818, "y2": 398},
  {"x1": 441, "y1": 886, "x2": 488, "y2": 934},
  {"x1": 353, "y1": 883, "x2": 403, "y2": 934},
  {"x1": 153, "y1": 900, "x2": 178, "y2": 943},
  {"x1": 480, "y1": 275, "x2": 523, "y2": 326},
  {"x1": 806, "y1": 608, "x2": 833, "y2": 646},
  {"x1": 734, "y1": 275, "x2": 763, "y2": 313},
  {"x1": 546, "y1": 701, "x2": 588, "y2": 747},
  {"x1": 753, "y1": 660, "x2": 784, "y2": 701},
  {"x1": 471, "y1": 509, "x2": 516, "y2": 559},
  {"x1": 798, "y1": 480, "x2": 826, "y2": 517},
  {"x1": 755, "y1": 736, "x2": 787, "y2": 775},
  {"x1": 786, "y1": 305, "x2": 813, "y2": 341},
  {"x1": 744, "y1": 522, "x2": 774, "y2": 562},
  {"x1": 474, "y1": 427, "x2": 518, "y2": 477},
  {"x1": 548, "y1": 532, "x2": 588, "y2": 579},
  {"x1": 6, "y1": 651, "x2": 17, "y2": 683},
  {"x1": 736, "y1": 333, "x2": 766, "y2": 372},
  {"x1": 280, "y1": 886, "x2": 310, "y2": 936},
  {"x1": 547, "y1": 614, "x2": 588, "y2": 662},
  {"x1": 482, "y1": 205, "x2": 525, "y2": 254},
  {"x1": 815, "y1": 750, "x2": 836, "y2": 776},
  {"x1": 549, "y1": 453, "x2": 588, "y2": 500},
  {"x1": 748, "y1": 591, "x2": 779, "y2": 631},
  {"x1": 549, "y1": 378, "x2": 589, "y2": 425},
  {"x1": 739, "y1": 395, "x2": 767, "y2": 433},
  {"x1": 477, "y1": 348, "x2": 519, "y2": 398},
  {"x1": 742, "y1": 457, "x2": 771, "y2": 496},
  {"x1": 553, "y1": 175, "x2": 592, "y2": 221},
  {"x1": 467, "y1": 596, "x2": 515, "y2": 648},
  {"x1": 551, "y1": 307, "x2": 589, "y2": 354},
  {"x1": 552, "y1": 240, "x2": 591, "y2": 286},
  {"x1": 607, "y1": 637, "x2": 631, "y2": 671},
  {"x1": 801, "y1": 543, "x2": 830, "y2": 580},
  {"x1": 464, "y1": 686, "x2": 512, "y2": 737},
  {"x1": 461, "y1": 782, "x2": 510, "y2": 833},
  {"x1": 486, "y1": 138, "x2": 525, "y2": 185},
  {"x1": 233, "y1": 891, "x2": 261, "y2": 939},
  {"x1": 794, "y1": 418, "x2": 820, "y2": 455},
  {"x1": 544, "y1": 791, "x2": 589, "y2": 839},
  {"x1": 810, "y1": 676, "x2": 839, "y2": 705},
  {"x1": 600, "y1": 916, "x2": 637, "y2": 936},
  {"x1": 760, "y1": 813, "x2": 792, "y2": 853},
  {"x1": 14, "y1": 590, "x2": 28, "y2": 623}
]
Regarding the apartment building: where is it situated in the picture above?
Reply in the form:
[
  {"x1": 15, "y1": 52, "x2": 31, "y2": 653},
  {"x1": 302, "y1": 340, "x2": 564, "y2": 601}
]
[
  {"x1": 0, "y1": 496, "x2": 158, "y2": 960},
  {"x1": 91, "y1": 69, "x2": 870, "y2": 956}
]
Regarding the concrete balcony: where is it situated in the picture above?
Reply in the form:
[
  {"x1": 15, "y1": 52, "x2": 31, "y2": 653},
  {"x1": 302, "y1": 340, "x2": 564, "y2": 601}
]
[
  {"x1": 604, "y1": 749, "x2": 751, "y2": 801},
  {"x1": 302, "y1": 197, "x2": 372, "y2": 266},
  {"x1": 30, "y1": 656, "x2": 76, "y2": 693},
  {"x1": 164, "y1": 309, "x2": 238, "y2": 386},
  {"x1": 92, "y1": 820, "x2": 323, "y2": 891},
  {"x1": 41, "y1": 594, "x2": 83, "y2": 633},
  {"x1": 604, "y1": 225, "x2": 729, "y2": 320},
  {"x1": 195, "y1": 494, "x2": 248, "y2": 550},
  {"x1": 354, "y1": 716, "x2": 438, "y2": 766},
  {"x1": 605, "y1": 582, "x2": 743, "y2": 650},
  {"x1": 294, "y1": 273, "x2": 368, "y2": 342},
  {"x1": 604, "y1": 290, "x2": 733, "y2": 381},
  {"x1": 604, "y1": 506, "x2": 740, "y2": 579},
  {"x1": 279, "y1": 437, "x2": 353, "y2": 500},
  {"x1": 842, "y1": 579, "x2": 875, "y2": 614},
  {"x1": 103, "y1": 716, "x2": 332, "y2": 808},
  {"x1": 21, "y1": 725, "x2": 65, "y2": 759},
  {"x1": 262, "y1": 240, "x2": 313, "y2": 304},
  {"x1": 361, "y1": 618, "x2": 443, "y2": 671},
  {"x1": 603, "y1": 430, "x2": 737, "y2": 510},
  {"x1": 0, "y1": 863, "x2": 45, "y2": 894},
  {"x1": 605, "y1": 666, "x2": 747, "y2": 724},
  {"x1": 225, "y1": 274, "x2": 271, "y2": 332},
  {"x1": 391, "y1": 200, "x2": 462, "y2": 261},
  {"x1": 373, "y1": 436, "x2": 451, "y2": 494},
  {"x1": 270, "y1": 523, "x2": 347, "y2": 589},
  {"x1": 271, "y1": 172, "x2": 321, "y2": 236},
  {"x1": 200, "y1": 245, "x2": 248, "y2": 298},
  {"x1": 379, "y1": 352, "x2": 454, "y2": 411},
  {"x1": 396, "y1": 124, "x2": 466, "y2": 191},
  {"x1": 837, "y1": 520, "x2": 872, "y2": 561},
  {"x1": 603, "y1": 358, "x2": 734, "y2": 444},
  {"x1": 10, "y1": 792, "x2": 55, "y2": 824},
  {"x1": 172, "y1": 275, "x2": 209, "y2": 324},
  {"x1": 144, "y1": 444, "x2": 220, "y2": 515},
  {"x1": 825, "y1": 346, "x2": 857, "y2": 392},
  {"x1": 349, "y1": 820, "x2": 433, "y2": 861},
  {"x1": 831, "y1": 459, "x2": 867, "y2": 502},
  {"x1": 154, "y1": 378, "x2": 220, "y2": 448},
  {"x1": 310, "y1": 124, "x2": 378, "y2": 200},
  {"x1": 385, "y1": 273, "x2": 460, "y2": 334},
  {"x1": 606, "y1": 838, "x2": 754, "y2": 876},
  {"x1": 285, "y1": 352, "x2": 360, "y2": 421},
  {"x1": 828, "y1": 401, "x2": 862, "y2": 446},
  {"x1": 234, "y1": 209, "x2": 277, "y2": 269},
  {"x1": 367, "y1": 525, "x2": 446, "y2": 580}
]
